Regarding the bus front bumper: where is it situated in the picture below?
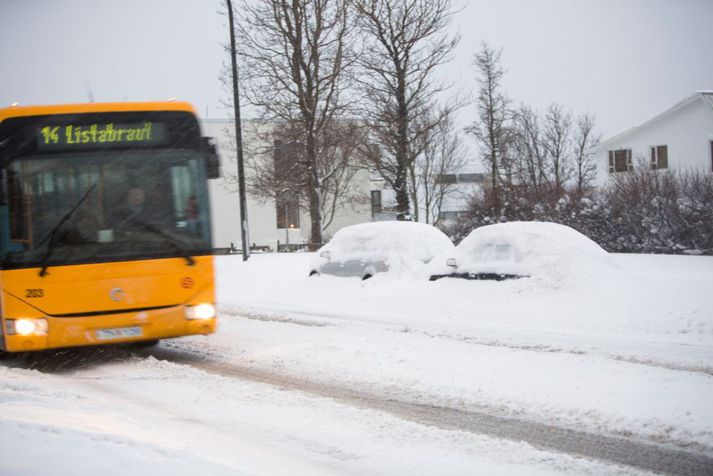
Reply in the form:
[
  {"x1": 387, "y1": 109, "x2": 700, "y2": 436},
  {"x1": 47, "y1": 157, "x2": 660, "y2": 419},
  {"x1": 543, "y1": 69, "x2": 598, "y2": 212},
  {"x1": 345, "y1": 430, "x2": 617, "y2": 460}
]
[{"x1": 2, "y1": 304, "x2": 216, "y2": 353}]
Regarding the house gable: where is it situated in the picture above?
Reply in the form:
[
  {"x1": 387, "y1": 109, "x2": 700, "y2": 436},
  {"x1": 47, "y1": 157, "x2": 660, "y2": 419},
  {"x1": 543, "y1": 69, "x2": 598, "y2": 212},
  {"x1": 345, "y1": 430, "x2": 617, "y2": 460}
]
[
  {"x1": 593, "y1": 92, "x2": 713, "y2": 183},
  {"x1": 595, "y1": 92, "x2": 713, "y2": 153}
]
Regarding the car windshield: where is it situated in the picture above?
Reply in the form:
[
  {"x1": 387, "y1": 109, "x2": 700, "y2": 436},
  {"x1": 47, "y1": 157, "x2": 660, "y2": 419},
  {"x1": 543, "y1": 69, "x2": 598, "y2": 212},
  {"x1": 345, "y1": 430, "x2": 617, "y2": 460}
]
[
  {"x1": 469, "y1": 242, "x2": 520, "y2": 263},
  {"x1": 0, "y1": 148, "x2": 211, "y2": 269}
]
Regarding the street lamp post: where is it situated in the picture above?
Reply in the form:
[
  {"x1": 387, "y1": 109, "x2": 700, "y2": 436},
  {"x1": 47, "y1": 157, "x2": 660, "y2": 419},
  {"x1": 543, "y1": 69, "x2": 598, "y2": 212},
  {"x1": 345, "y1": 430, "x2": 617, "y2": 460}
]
[{"x1": 226, "y1": 0, "x2": 250, "y2": 261}]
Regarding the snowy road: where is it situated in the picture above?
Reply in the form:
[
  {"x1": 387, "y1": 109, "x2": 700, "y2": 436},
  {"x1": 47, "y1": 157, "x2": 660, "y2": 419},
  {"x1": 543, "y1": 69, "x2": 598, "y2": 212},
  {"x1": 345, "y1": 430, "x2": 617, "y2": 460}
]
[
  {"x1": 1, "y1": 346, "x2": 647, "y2": 476},
  {"x1": 143, "y1": 345, "x2": 713, "y2": 476},
  {"x1": 2, "y1": 252, "x2": 712, "y2": 475},
  {"x1": 3, "y1": 334, "x2": 712, "y2": 476}
]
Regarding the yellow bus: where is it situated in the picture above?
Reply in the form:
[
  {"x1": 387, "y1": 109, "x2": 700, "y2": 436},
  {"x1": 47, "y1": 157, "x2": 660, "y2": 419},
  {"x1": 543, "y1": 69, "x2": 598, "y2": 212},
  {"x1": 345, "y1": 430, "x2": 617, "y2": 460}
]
[{"x1": 0, "y1": 101, "x2": 219, "y2": 354}]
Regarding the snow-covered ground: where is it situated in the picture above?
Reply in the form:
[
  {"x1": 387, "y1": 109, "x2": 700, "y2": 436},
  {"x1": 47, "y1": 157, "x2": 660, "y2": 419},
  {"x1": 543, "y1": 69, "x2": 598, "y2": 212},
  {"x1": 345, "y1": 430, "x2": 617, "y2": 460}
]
[
  {"x1": 0, "y1": 357, "x2": 644, "y2": 476},
  {"x1": 2, "y1": 251, "x2": 712, "y2": 475},
  {"x1": 200, "y1": 253, "x2": 713, "y2": 451}
]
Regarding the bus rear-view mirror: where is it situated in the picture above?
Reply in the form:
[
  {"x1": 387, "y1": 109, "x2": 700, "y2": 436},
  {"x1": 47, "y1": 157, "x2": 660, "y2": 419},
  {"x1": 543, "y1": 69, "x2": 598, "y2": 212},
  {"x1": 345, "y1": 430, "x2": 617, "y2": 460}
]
[{"x1": 202, "y1": 137, "x2": 221, "y2": 179}]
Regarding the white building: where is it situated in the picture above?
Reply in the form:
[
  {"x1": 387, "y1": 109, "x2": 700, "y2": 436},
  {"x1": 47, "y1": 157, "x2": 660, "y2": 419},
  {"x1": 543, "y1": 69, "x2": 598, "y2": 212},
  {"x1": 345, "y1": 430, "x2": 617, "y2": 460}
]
[
  {"x1": 592, "y1": 91, "x2": 713, "y2": 183},
  {"x1": 201, "y1": 119, "x2": 371, "y2": 251},
  {"x1": 360, "y1": 166, "x2": 483, "y2": 226},
  {"x1": 201, "y1": 118, "x2": 483, "y2": 249}
]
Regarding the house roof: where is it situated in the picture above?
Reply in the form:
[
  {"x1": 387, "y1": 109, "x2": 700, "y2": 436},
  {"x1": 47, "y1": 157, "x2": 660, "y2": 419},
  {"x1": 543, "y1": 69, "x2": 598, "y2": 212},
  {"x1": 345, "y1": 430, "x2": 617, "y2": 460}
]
[
  {"x1": 594, "y1": 91, "x2": 713, "y2": 151},
  {"x1": 701, "y1": 91, "x2": 713, "y2": 110}
]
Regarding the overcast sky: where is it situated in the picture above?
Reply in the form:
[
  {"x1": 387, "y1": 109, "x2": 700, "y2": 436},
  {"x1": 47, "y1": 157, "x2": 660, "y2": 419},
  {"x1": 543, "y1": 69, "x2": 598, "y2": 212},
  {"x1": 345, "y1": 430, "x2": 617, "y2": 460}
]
[{"x1": 2, "y1": 0, "x2": 712, "y2": 138}]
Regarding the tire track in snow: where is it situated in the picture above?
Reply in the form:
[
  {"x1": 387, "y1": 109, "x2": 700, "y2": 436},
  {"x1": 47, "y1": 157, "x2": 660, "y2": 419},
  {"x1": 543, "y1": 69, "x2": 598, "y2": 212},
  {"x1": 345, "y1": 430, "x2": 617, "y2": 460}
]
[
  {"x1": 400, "y1": 329, "x2": 713, "y2": 377},
  {"x1": 143, "y1": 346, "x2": 713, "y2": 476},
  {"x1": 230, "y1": 306, "x2": 713, "y2": 377}
]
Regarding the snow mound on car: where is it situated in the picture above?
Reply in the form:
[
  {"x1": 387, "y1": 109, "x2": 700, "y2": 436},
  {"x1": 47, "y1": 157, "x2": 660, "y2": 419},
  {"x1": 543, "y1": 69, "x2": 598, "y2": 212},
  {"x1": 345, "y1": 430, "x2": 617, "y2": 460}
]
[
  {"x1": 311, "y1": 221, "x2": 454, "y2": 277},
  {"x1": 429, "y1": 221, "x2": 617, "y2": 287}
]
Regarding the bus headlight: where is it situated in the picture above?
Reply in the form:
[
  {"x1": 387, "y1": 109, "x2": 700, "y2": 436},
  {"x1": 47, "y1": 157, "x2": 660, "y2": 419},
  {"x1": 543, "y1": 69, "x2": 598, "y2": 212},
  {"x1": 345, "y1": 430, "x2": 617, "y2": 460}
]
[
  {"x1": 185, "y1": 304, "x2": 216, "y2": 320},
  {"x1": 7, "y1": 318, "x2": 49, "y2": 336}
]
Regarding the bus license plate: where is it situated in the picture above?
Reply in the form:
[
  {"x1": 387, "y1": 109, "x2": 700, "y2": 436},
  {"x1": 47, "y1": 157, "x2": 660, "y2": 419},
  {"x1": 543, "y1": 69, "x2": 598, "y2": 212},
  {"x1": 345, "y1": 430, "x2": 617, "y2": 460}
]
[{"x1": 96, "y1": 326, "x2": 143, "y2": 341}]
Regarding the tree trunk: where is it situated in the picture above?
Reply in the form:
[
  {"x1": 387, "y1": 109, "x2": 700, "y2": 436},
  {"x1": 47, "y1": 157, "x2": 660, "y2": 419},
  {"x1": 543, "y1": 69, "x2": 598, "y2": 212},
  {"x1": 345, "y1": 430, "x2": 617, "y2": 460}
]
[
  {"x1": 305, "y1": 132, "x2": 323, "y2": 245},
  {"x1": 396, "y1": 71, "x2": 411, "y2": 216},
  {"x1": 409, "y1": 163, "x2": 419, "y2": 222},
  {"x1": 394, "y1": 170, "x2": 410, "y2": 217},
  {"x1": 490, "y1": 150, "x2": 499, "y2": 212}
]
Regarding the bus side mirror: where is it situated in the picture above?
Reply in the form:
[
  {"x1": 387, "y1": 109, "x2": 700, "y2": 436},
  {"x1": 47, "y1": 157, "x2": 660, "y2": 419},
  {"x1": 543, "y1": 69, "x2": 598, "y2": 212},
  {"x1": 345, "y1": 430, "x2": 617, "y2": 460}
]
[{"x1": 202, "y1": 137, "x2": 221, "y2": 179}]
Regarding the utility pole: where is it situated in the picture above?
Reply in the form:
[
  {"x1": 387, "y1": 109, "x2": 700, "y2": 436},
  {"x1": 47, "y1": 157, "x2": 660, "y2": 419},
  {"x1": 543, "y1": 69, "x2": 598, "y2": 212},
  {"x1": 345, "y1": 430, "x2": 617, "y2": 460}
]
[{"x1": 226, "y1": 0, "x2": 250, "y2": 261}]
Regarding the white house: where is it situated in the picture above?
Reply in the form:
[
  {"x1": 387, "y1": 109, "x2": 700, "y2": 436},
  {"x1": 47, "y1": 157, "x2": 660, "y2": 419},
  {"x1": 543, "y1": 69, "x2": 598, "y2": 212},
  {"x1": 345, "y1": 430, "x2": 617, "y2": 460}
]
[
  {"x1": 593, "y1": 91, "x2": 713, "y2": 183},
  {"x1": 201, "y1": 119, "x2": 371, "y2": 250}
]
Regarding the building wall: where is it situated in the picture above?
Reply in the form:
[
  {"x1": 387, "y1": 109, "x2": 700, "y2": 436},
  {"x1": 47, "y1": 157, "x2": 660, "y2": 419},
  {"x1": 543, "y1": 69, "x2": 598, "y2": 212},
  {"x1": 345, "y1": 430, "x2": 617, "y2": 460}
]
[
  {"x1": 200, "y1": 119, "x2": 370, "y2": 249},
  {"x1": 594, "y1": 98, "x2": 713, "y2": 185},
  {"x1": 201, "y1": 119, "x2": 276, "y2": 250},
  {"x1": 319, "y1": 168, "x2": 372, "y2": 241}
]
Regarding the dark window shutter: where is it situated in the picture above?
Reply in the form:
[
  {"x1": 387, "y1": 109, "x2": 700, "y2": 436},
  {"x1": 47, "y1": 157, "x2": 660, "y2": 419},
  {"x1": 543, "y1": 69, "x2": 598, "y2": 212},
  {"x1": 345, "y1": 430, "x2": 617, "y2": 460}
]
[{"x1": 657, "y1": 145, "x2": 668, "y2": 169}]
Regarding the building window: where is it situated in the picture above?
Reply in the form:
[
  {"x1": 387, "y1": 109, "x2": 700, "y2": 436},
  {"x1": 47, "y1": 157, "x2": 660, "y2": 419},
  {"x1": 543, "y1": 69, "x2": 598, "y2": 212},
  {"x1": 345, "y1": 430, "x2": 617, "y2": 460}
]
[
  {"x1": 650, "y1": 145, "x2": 668, "y2": 170},
  {"x1": 435, "y1": 173, "x2": 484, "y2": 184},
  {"x1": 438, "y1": 210, "x2": 465, "y2": 221},
  {"x1": 276, "y1": 196, "x2": 299, "y2": 229},
  {"x1": 370, "y1": 190, "x2": 382, "y2": 217},
  {"x1": 608, "y1": 149, "x2": 632, "y2": 173},
  {"x1": 273, "y1": 138, "x2": 302, "y2": 229},
  {"x1": 436, "y1": 174, "x2": 458, "y2": 184},
  {"x1": 457, "y1": 173, "x2": 484, "y2": 183}
]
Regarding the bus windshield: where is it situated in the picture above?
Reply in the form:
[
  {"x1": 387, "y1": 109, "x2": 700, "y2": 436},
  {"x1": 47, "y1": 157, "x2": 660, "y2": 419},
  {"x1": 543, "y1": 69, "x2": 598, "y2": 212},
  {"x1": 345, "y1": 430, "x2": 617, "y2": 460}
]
[{"x1": 1, "y1": 148, "x2": 212, "y2": 270}]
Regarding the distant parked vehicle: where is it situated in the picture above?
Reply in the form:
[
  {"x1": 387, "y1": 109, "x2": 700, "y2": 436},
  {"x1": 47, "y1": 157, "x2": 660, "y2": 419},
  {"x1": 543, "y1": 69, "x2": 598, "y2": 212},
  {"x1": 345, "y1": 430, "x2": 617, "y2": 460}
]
[
  {"x1": 309, "y1": 221, "x2": 454, "y2": 280},
  {"x1": 428, "y1": 221, "x2": 616, "y2": 283}
]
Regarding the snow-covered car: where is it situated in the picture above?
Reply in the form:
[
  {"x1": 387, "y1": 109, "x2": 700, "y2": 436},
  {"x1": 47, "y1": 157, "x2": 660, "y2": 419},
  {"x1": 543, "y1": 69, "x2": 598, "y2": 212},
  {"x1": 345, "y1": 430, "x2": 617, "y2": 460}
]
[
  {"x1": 428, "y1": 221, "x2": 616, "y2": 284},
  {"x1": 309, "y1": 221, "x2": 454, "y2": 280}
]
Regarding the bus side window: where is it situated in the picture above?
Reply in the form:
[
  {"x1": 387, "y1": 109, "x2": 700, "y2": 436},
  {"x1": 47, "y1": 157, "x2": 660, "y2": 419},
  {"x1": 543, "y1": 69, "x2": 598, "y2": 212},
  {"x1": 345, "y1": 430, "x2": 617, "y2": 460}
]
[
  {"x1": 0, "y1": 168, "x2": 6, "y2": 207},
  {"x1": 0, "y1": 169, "x2": 28, "y2": 253},
  {"x1": 8, "y1": 170, "x2": 29, "y2": 246},
  {"x1": 0, "y1": 169, "x2": 8, "y2": 257}
]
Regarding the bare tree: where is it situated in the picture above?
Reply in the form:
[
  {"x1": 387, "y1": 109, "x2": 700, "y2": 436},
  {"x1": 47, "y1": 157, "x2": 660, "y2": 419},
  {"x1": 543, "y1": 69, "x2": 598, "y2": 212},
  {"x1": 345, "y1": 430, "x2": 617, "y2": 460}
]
[
  {"x1": 511, "y1": 104, "x2": 548, "y2": 191},
  {"x1": 413, "y1": 110, "x2": 468, "y2": 225},
  {"x1": 317, "y1": 121, "x2": 371, "y2": 228},
  {"x1": 572, "y1": 113, "x2": 600, "y2": 195},
  {"x1": 222, "y1": 0, "x2": 355, "y2": 245},
  {"x1": 354, "y1": 0, "x2": 460, "y2": 217},
  {"x1": 467, "y1": 43, "x2": 511, "y2": 212},
  {"x1": 236, "y1": 119, "x2": 368, "y2": 231},
  {"x1": 542, "y1": 103, "x2": 573, "y2": 192}
]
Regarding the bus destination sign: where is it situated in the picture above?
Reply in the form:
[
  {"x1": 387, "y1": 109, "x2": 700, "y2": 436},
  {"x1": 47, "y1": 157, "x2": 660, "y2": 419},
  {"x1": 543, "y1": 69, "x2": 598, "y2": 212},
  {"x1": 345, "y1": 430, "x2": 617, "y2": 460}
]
[{"x1": 37, "y1": 122, "x2": 168, "y2": 150}]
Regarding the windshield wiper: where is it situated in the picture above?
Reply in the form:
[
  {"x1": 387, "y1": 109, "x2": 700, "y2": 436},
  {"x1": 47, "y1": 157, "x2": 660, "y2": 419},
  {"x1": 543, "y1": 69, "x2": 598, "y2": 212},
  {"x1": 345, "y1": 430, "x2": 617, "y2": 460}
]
[
  {"x1": 38, "y1": 183, "x2": 97, "y2": 277},
  {"x1": 123, "y1": 215, "x2": 196, "y2": 266}
]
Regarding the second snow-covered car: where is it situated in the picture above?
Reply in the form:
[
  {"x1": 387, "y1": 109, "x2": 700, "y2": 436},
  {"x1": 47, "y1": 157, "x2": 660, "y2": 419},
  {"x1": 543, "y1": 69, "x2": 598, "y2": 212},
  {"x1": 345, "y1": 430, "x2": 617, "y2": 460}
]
[
  {"x1": 428, "y1": 221, "x2": 616, "y2": 284},
  {"x1": 309, "y1": 221, "x2": 454, "y2": 280}
]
